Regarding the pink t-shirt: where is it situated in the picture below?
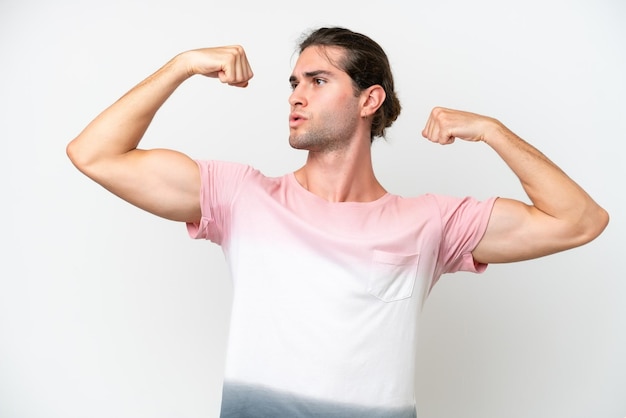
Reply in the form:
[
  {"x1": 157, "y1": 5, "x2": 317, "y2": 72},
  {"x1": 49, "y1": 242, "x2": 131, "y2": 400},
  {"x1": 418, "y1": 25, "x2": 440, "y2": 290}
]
[{"x1": 188, "y1": 160, "x2": 496, "y2": 417}]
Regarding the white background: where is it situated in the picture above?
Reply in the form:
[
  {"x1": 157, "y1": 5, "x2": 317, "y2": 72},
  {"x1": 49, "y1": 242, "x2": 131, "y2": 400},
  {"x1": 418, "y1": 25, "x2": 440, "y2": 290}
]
[{"x1": 1, "y1": 0, "x2": 624, "y2": 417}]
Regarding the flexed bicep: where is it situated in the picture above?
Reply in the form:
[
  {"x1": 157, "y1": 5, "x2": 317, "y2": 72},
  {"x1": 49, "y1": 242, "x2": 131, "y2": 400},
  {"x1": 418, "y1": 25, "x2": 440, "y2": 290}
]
[
  {"x1": 422, "y1": 106, "x2": 608, "y2": 263},
  {"x1": 83, "y1": 148, "x2": 201, "y2": 223},
  {"x1": 472, "y1": 197, "x2": 591, "y2": 264},
  {"x1": 67, "y1": 45, "x2": 254, "y2": 224}
]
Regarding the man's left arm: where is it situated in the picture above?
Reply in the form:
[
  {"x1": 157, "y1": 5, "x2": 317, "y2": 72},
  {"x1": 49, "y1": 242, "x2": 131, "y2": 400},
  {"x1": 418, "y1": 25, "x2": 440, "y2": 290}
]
[{"x1": 421, "y1": 106, "x2": 609, "y2": 264}]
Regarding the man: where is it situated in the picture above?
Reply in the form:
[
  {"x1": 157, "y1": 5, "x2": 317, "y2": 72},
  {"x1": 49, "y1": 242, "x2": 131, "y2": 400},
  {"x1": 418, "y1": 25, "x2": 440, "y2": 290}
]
[{"x1": 67, "y1": 27, "x2": 608, "y2": 417}]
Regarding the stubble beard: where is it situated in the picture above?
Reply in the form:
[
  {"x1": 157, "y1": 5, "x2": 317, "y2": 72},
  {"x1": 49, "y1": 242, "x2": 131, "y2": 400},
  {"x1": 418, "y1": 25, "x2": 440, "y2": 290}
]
[
  {"x1": 289, "y1": 108, "x2": 359, "y2": 153},
  {"x1": 290, "y1": 127, "x2": 343, "y2": 152}
]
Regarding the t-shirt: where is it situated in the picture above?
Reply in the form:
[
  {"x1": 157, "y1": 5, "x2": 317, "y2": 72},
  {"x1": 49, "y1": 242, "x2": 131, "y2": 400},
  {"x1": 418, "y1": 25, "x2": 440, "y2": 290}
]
[{"x1": 187, "y1": 160, "x2": 497, "y2": 418}]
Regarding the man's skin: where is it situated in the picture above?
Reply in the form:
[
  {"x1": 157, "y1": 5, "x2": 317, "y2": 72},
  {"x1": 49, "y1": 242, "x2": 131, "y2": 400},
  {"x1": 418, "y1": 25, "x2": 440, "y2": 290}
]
[{"x1": 66, "y1": 44, "x2": 609, "y2": 265}]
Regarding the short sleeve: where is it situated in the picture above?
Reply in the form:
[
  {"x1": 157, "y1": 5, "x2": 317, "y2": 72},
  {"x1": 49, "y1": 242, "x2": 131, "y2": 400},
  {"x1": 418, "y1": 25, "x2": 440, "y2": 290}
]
[
  {"x1": 186, "y1": 160, "x2": 255, "y2": 244},
  {"x1": 429, "y1": 194, "x2": 498, "y2": 274}
]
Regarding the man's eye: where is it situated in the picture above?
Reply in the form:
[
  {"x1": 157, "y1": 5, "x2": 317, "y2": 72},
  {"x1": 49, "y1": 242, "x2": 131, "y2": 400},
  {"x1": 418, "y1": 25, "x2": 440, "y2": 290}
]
[
  {"x1": 314, "y1": 78, "x2": 326, "y2": 85},
  {"x1": 290, "y1": 83, "x2": 298, "y2": 91}
]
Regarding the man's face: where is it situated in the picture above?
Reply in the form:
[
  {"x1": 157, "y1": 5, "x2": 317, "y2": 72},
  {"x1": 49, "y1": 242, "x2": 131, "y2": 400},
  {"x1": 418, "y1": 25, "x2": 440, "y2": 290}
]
[{"x1": 288, "y1": 46, "x2": 362, "y2": 152}]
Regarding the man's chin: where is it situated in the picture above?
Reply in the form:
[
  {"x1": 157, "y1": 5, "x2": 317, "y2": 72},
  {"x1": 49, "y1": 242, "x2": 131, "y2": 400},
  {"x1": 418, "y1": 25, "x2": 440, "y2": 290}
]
[{"x1": 289, "y1": 136, "x2": 308, "y2": 150}]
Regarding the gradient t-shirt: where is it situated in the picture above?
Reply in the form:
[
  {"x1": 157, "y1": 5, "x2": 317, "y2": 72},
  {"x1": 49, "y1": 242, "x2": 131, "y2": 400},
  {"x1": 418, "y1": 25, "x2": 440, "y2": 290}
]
[{"x1": 187, "y1": 160, "x2": 496, "y2": 417}]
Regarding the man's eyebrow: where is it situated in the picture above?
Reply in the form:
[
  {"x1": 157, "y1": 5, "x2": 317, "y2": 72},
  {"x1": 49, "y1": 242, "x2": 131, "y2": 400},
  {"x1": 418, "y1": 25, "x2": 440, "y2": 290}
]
[{"x1": 289, "y1": 70, "x2": 333, "y2": 83}]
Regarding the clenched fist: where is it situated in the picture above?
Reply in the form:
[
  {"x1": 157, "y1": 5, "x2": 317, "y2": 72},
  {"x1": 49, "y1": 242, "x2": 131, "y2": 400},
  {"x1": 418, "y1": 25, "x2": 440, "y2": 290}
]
[
  {"x1": 182, "y1": 45, "x2": 254, "y2": 88},
  {"x1": 422, "y1": 107, "x2": 502, "y2": 145}
]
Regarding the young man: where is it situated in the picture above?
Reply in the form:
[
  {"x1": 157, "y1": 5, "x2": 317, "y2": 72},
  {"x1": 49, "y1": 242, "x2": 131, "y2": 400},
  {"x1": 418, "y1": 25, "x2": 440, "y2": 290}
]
[{"x1": 67, "y1": 27, "x2": 608, "y2": 417}]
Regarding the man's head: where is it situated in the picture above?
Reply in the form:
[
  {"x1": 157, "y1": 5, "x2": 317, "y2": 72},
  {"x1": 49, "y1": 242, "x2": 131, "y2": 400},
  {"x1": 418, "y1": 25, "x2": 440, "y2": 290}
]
[{"x1": 297, "y1": 27, "x2": 402, "y2": 141}]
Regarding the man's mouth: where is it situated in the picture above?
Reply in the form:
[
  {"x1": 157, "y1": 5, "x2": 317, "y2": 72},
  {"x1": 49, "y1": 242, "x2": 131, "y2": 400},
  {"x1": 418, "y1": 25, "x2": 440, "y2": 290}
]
[{"x1": 289, "y1": 113, "x2": 307, "y2": 127}]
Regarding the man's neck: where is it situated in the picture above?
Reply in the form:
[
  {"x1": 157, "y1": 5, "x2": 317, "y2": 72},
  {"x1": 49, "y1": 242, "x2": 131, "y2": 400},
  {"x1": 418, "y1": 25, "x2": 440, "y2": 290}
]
[{"x1": 293, "y1": 144, "x2": 386, "y2": 203}]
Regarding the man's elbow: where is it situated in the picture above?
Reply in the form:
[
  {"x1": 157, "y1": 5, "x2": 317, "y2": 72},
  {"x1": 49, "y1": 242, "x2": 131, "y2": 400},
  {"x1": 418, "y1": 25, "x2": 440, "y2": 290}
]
[
  {"x1": 577, "y1": 205, "x2": 610, "y2": 246},
  {"x1": 66, "y1": 138, "x2": 84, "y2": 169},
  {"x1": 66, "y1": 137, "x2": 98, "y2": 176}
]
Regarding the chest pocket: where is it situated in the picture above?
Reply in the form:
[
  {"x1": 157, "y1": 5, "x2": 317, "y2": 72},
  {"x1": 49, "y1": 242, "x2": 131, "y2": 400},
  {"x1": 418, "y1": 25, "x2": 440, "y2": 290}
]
[{"x1": 367, "y1": 251, "x2": 420, "y2": 302}]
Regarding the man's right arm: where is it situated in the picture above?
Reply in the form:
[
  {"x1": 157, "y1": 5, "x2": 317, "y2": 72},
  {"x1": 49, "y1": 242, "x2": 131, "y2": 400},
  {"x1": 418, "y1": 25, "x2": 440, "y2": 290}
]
[{"x1": 66, "y1": 46, "x2": 254, "y2": 223}]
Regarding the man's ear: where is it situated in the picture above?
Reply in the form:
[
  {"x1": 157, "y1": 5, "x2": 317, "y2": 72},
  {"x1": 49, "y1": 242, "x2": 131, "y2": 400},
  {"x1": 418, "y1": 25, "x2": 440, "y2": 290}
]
[{"x1": 360, "y1": 85, "x2": 386, "y2": 118}]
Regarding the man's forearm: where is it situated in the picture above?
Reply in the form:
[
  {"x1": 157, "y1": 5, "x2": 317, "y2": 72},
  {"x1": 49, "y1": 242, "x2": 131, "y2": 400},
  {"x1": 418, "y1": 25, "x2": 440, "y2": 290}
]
[
  {"x1": 67, "y1": 53, "x2": 191, "y2": 168},
  {"x1": 484, "y1": 122, "x2": 606, "y2": 235}
]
